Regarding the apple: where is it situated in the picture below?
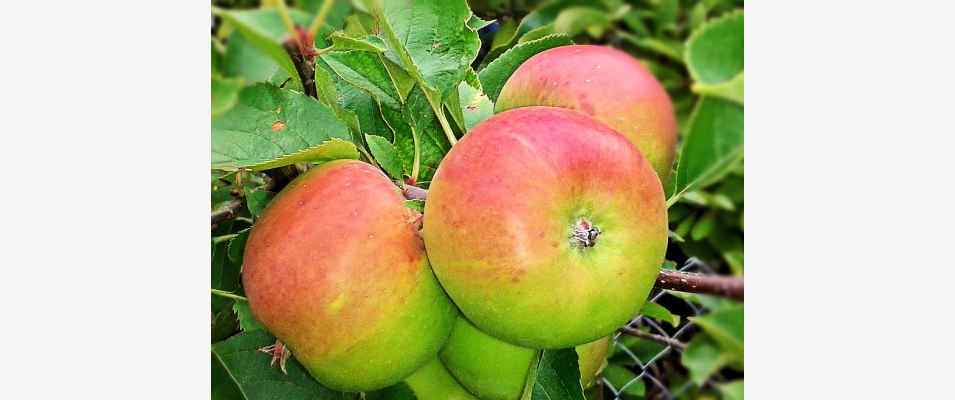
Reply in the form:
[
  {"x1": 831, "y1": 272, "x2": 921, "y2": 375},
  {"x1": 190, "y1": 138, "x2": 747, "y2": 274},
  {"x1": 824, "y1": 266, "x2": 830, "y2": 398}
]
[
  {"x1": 440, "y1": 317, "x2": 612, "y2": 400},
  {"x1": 242, "y1": 160, "x2": 457, "y2": 391},
  {"x1": 423, "y1": 106, "x2": 668, "y2": 349},
  {"x1": 496, "y1": 45, "x2": 678, "y2": 180},
  {"x1": 402, "y1": 357, "x2": 479, "y2": 400}
]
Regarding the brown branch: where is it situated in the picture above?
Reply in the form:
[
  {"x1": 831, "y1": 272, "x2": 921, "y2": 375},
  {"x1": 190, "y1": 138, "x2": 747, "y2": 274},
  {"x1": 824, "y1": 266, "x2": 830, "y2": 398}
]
[
  {"x1": 399, "y1": 184, "x2": 745, "y2": 301},
  {"x1": 212, "y1": 199, "x2": 243, "y2": 226},
  {"x1": 619, "y1": 328, "x2": 687, "y2": 350},
  {"x1": 283, "y1": 26, "x2": 318, "y2": 99},
  {"x1": 655, "y1": 269, "x2": 744, "y2": 301}
]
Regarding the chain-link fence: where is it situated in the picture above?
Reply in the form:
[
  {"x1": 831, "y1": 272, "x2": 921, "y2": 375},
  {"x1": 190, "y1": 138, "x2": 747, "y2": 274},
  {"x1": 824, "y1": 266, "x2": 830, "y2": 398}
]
[{"x1": 601, "y1": 259, "x2": 716, "y2": 400}]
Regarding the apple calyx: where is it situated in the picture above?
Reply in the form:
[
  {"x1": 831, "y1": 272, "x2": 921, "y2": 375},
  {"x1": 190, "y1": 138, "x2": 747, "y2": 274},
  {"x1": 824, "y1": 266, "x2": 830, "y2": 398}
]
[{"x1": 569, "y1": 217, "x2": 601, "y2": 249}]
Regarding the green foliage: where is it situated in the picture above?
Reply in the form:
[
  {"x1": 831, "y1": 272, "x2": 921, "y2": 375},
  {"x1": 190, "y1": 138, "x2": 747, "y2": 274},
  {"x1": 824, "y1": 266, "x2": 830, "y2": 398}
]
[
  {"x1": 212, "y1": 83, "x2": 358, "y2": 171},
  {"x1": 524, "y1": 349, "x2": 586, "y2": 400},
  {"x1": 212, "y1": 331, "x2": 355, "y2": 400}
]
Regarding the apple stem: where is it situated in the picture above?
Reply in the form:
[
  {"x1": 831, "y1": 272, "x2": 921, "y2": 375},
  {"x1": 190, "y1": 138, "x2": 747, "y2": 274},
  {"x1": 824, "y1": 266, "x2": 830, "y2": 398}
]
[{"x1": 569, "y1": 217, "x2": 601, "y2": 248}]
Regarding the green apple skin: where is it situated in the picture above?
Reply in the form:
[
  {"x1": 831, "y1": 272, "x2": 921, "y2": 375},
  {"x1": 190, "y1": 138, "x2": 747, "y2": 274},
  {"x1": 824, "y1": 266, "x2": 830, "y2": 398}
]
[
  {"x1": 440, "y1": 318, "x2": 612, "y2": 400},
  {"x1": 403, "y1": 357, "x2": 479, "y2": 400},
  {"x1": 496, "y1": 45, "x2": 678, "y2": 180},
  {"x1": 423, "y1": 106, "x2": 667, "y2": 349},
  {"x1": 242, "y1": 160, "x2": 457, "y2": 392}
]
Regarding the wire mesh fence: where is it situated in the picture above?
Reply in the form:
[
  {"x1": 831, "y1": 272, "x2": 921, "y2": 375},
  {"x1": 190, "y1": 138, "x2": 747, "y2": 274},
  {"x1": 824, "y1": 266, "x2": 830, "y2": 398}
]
[{"x1": 602, "y1": 258, "x2": 715, "y2": 400}]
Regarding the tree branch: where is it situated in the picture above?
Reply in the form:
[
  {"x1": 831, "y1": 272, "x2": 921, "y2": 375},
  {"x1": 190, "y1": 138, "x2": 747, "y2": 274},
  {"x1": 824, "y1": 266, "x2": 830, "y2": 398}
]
[
  {"x1": 212, "y1": 199, "x2": 243, "y2": 226},
  {"x1": 619, "y1": 328, "x2": 687, "y2": 350},
  {"x1": 655, "y1": 269, "x2": 743, "y2": 301}
]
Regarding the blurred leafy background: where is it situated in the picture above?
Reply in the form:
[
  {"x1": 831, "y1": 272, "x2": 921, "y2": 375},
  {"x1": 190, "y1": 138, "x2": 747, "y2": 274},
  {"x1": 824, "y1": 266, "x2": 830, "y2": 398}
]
[{"x1": 212, "y1": 0, "x2": 743, "y2": 399}]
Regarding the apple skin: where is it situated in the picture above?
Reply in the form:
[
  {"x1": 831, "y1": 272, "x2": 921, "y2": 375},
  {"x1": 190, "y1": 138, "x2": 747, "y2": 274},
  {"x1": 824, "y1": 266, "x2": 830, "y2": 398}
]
[
  {"x1": 440, "y1": 318, "x2": 612, "y2": 400},
  {"x1": 242, "y1": 159, "x2": 457, "y2": 392},
  {"x1": 496, "y1": 45, "x2": 678, "y2": 180},
  {"x1": 423, "y1": 106, "x2": 667, "y2": 349}
]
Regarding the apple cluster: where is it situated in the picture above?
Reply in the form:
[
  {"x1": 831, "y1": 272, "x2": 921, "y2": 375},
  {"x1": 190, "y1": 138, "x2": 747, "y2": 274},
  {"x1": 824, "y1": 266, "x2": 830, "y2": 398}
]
[{"x1": 241, "y1": 45, "x2": 676, "y2": 398}]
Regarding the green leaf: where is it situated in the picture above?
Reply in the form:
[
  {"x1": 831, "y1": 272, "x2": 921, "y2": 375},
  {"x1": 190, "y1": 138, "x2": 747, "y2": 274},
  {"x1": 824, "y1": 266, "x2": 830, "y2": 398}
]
[
  {"x1": 329, "y1": 32, "x2": 388, "y2": 52},
  {"x1": 227, "y1": 229, "x2": 249, "y2": 265},
  {"x1": 691, "y1": 303, "x2": 744, "y2": 361},
  {"x1": 383, "y1": 86, "x2": 454, "y2": 181},
  {"x1": 479, "y1": 34, "x2": 574, "y2": 102},
  {"x1": 518, "y1": 24, "x2": 557, "y2": 43},
  {"x1": 693, "y1": 71, "x2": 744, "y2": 104},
  {"x1": 213, "y1": 75, "x2": 244, "y2": 117},
  {"x1": 601, "y1": 364, "x2": 646, "y2": 397},
  {"x1": 682, "y1": 334, "x2": 732, "y2": 386},
  {"x1": 321, "y1": 50, "x2": 403, "y2": 108},
  {"x1": 211, "y1": 331, "x2": 355, "y2": 400},
  {"x1": 553, "y1": 6, "x2": 611, "y2": 38},
  {"x1": 527, "y1": 349, "x2": 585, "y2": 400},
  {"x1": 297, "y1": 0, "x2": 352, "y2": 30},
  {"x1": 691, "y1": 210, "x2": 718, "y2": 241},
  {"x1": 233, "y1": 301, "x2": 266, "y2": 332},
  {"x1": 211, "y1": 83, "x2": 357, "y2": 171},
  {"x1": 370, "y1": 0, "x2": 481, "y2": 98},
  {"x1": 668, "y1": 97, "x2": 744, "y2": 206},
  {"x1": 212, "y1": 239, "x2": 242, "y2": 313},
  {"x1": 214, "y1": 8, "x2": 315, "y2": 88},
  {"x1": 639, "y1": 302, "x2": 680, "y2": 327},
  {"x1": 244, "y1": 189, "x2": 273, "y2": 220},
  {"x1": 685, "y1": 10, "x2": 743, "y2": 86},
  {"x1": 718, "y1": 380, "x2": 744, "y2": 400},
  {"x1": 457, "y1": 80, "x2": 494, "y2": 131},
  {"x1": 467, "y1": 13, "x2": 495, "y2": 31},
  {"x1": 619, "y1": 33, "x2": 684, "y2": 63},
  {"x1": 365, "y1": 134, "x2": 402, "y2": 179},
  {"x1": 222, "y1": 31, "x2": 284, "y2": 84}
]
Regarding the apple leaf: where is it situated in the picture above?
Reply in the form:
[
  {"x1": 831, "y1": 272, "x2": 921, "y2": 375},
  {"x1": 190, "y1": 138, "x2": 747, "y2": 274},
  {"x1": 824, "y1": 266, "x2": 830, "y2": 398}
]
[
  {"x1": 690, "y1": 303, "x2": 744, "y2": 361},
  {"x1": 553, "y1": 6, "x2": 611, "y2": 38},
  {"x1": 480, "y1": 34, "x2": 574, "y2": 103},
  {"x1": 213, "y1": 8, "x2": 315, "y2": 89},
  {"x1": 686, "y1": 10, "x2": 743, "y2": 86},
  {"x1": 457, "y1": 80, "x2": 494, "y2": 132},
  {"x1": 365, "y1": 134, "x2": 402, "y2": 179},
  {"x1": 383, "y1": 86, "x2": 453, "y2": 181},
  {"x1": 718, "y1": 380, "x2": 744, "y2": 400},
  {"x1": 639, "y1": 302, "x2": 680, "y2": 327},
  {"x1": 226, "y1": 229, "x2": 249, "y2": 264},
  {"x1": 681, "y1": 334, "x2": 733, "y2": 386},
  {"x1": 369, "y1": 0, "x2": 481, "y2": 99},
  {"x1": 232, "y1": 301, "x2": 266, "y2": 333},
  {"x1": 213, "y1": 75, "x2": 244, "y2": 117},
  {"x1": 211, "y1": 331, "x2": 356, "y2": 400},
  {"x1": 211, "y1": 83, "x2": 357, "y2": 171},
  {"x1": 244, "y1": 189, "x2": 273, "y2": 220},
  {"x1": 222, "y1": 31, "x2": 285, "y2": 84},
  {"x1": 321, "y1": 50, "x2": 404, "y2": 108},
  {"x1": 601, "y1": 364, "x2": 646, "y2": 397},
  {"x1": 668, "y1": 97, "x2": 743, "y2": 206},
  {"x1": 524, "y1": 349, "x2": 586, "y2": 400}
]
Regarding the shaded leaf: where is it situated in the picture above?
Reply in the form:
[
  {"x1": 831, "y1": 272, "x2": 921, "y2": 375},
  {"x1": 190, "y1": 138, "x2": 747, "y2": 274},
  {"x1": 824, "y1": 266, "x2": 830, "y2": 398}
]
[
  {"x1": 601, "y1": 364, "x2": 646, "y2": 397},
  {"x1": 322, "y1": 50, "x2": 403, "y2": 108},
  {"x1": 717, "y1": 380, "x2": 744, "y2": 400},
  {"x1": 480, "y1": 34, "x2": 574, "y2": 102},
  {"x1": 553, "y1": 6, "x2": 611, "y2": 38},
  {"x1": 244, "y1": 189, "x2": 274, "y2": 220},
  {"x1": 233, "y1": 301, "x2": 266, "y2": 333},
  {"x1": 528, "y1": 348, "x2": 585, "y2": 400},
  {"x1": 365, "y1": 134, "x2": 402, "y2": 179},
  {"x1": 211, "y1": 83, "x2": 357, "y2": 171},
  {"x1": 681, "y1": 334, "x2": 732, "y2": 386},
  {"x1": 211, "y1": 331, "x2": 355, "y2": 400},
  {"x1": 640, "y1": 302, "x2": 680, "y2": 327},
  {"x1": 693, "y1": 71, "x2": 744, "y2": 104},
  {"x1": 214, "y1": 8, "x2": 315, "y2": 88},
  {"x1": 457, "y1": 80, "x2": 494, "y2": 131},
  {"x1": 213, "y1": 75, "x2": 244, "y2": 117},
  {"x1": 691, "y1": 303, "x2": 744, "y2": 360},
  {"x1": 222, "y1": 31, "x2": 284, "y2": 84}
]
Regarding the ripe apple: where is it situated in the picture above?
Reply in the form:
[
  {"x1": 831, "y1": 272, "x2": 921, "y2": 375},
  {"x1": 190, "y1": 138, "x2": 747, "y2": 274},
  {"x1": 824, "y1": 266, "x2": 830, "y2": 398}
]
[
  {"x1": 496, "y1": 45, "x2": 678, "y2": 180},
  {"x1": 242, "y1": 160, "x2": 457, "y2": 391},
  {"x1": 423, "y1": 106, "x2": 668, "y2": 349},
  {"x1": 440, "y1": 317, "x2": 612, "y2": 400}
]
